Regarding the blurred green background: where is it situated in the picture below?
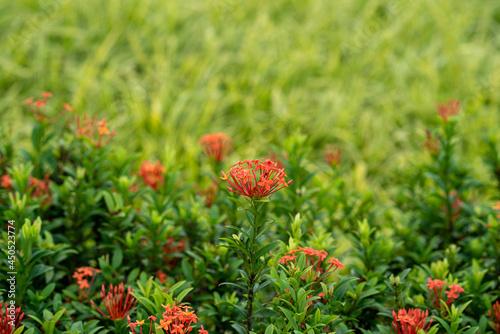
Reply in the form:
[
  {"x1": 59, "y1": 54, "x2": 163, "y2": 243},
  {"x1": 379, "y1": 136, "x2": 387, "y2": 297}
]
[{"x1": 1, "y1": 0, "x2": 500, "y2": 191}]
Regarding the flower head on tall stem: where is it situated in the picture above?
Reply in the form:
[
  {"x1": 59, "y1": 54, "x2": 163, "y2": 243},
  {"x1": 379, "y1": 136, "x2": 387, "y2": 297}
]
[
  {"x1": 22, "y1": 92, "x2": 71, "y2": 123},
  {"x1": 392, "y1": 308, "x2": 433, "y2": 334},
  {"x1": 426, "y1": 278, "x2": 446, "y2": 309},
  {"x1": 436, "y1": 99, "x2": 460, "y2": 123},
  {"x1": 200, "y1": 133, "x2": 232, "y2": 163},
  {"x1": 155, "y1": 304, "x2": 200, "y2": 333},
  {"x1": 445, "y1": 283, "x2": 464, "y2": 306},
  {"x1": 73, "y1": 114, "x2": 116, "y2": 147},
  {"x1": 490, "y1": 301, "x2": 500, "y2": 334},
  {"x1": 90, "y1": 283, "x2": 138, "y2": 320},
  {"x1": 221, "y1": 159, "x2": 292, "y2": 198},
  {"x1": 137, "y1": 161, "x2": 166, "y2": 191},
  {"x1": 72, "y1": 266, "x2": 101, "y2": 300},
  {"x1": 0, "y1": 301, "x2": 24, "y2": 334},
  {"x1": 324, "y1": 146, "x2": 342, "y2": 166},
  {"x1": 279, "y1": 247, "x2": 343, "y2": 281}
]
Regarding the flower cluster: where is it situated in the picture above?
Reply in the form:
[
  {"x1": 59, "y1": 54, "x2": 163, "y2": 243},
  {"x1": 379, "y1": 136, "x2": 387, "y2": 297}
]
[
  {"x1": 137, "y1": 161, "x2": 166, "y2": 191},
  {"x1": 163, "y1": 237, "x2": 186, "y2": 269},
  {"x1": 90, "y1": 283, "x2": 138, "y2": 320},
  {"x1": 73, "y1": 114, "x2": 116, "y2": 147},
  {"x1": 22, "y1": 92, "x2": 72, "y2": 123},
  {"x1": 127, "y1": 315, "x2": 157, "y2": 334},
  {"x1": 279, "y1": 247, "x2": 344, "y2": 281},
  {"x1": 441, "y1": 190, "x2": 463, "y2": 222},
  {"x1": 423, "y1": 130, "x2": 439, "y2": 154},
  {"x1": 156, "y1": 304, "x2": 206, "y2": 333},
  {"x1": 324, "y1": 146, "x2": 342, "y2": 166},
  {"x1": 490, "y1": 301, "x2": 500, "y2": 334},
  {"x1": 392, "y1": 308, "x2": 433, "y2": 334},
  {"x1": 0, "y1": 175, "x2": 11, "y2": 190},
  {"x1": 427, "y1": 278, "x2": 464, "y2": 309},
  {"x1": 72, "y1": 266, "x2": 101, "y2": 299},
  {"x1": 28, "y1": 174, "x2": 52, "y2": 206},
  {"x1": 196, "y1": 181, "x2": 218, "y2": 207},
  {"x1": 0, "y1": 301, "x2": 24, "y2": 334},
  {"x1": 199, "y1": 133, "x2": 232, "y2": 163},
  {"x1": 220, "y1": 159, "x2": 292, "y2": 198},
  {"x1": 436, "y1": 99, "x2": 460, "y2": 123},
  {"x1": 493, "y1": 202, "x2": 500, "y2": 218}
]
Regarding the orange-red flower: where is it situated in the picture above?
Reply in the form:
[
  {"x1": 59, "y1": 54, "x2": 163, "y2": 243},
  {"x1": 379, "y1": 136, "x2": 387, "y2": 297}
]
[
  {"x1": 22, "y1": 92, "x2": 69, "y2": 123},
  {"x1": 127, "y1": 315, "x2": 158, "y2": 334},
  {"x1": 426, "y1": 278, "x2": 446, "y2": 309},
  {"x1": 137, "y1": 161, "x2": 166, "y2": 191},
  {"x1": 0, "y1": 301, "x2": 24, "y2": 334},
  {"x1": 490, "y1": 301, "x2": 500, "y2": 334},
  {"x1": 392, "y1": 308, "x2": 433, "y2": 334},
  {"x1": 73, "y1": 114, "x2": 116, "y2": 147},
  {"x1": 28, "y1": 174, "x2": 52, "y2": 206},
  {"x1": 157, "y1": 270, "x2": 167, "y2": 284},
  {"x1": 279, "y1": 247, "x2": 343, "y2": 281},
  {"x1": 436, "y1": 99, "x2": 460, "y2": 123},
  {"x1": 198, "y1": 325, "x2": 209, "y2": 334},
  {"x1": 91, "y1": 283, "x2": 138, "y2": 320},
  {"x1": 445, "y1": 283, "x2": 464, "y2": 306},
  {"x1": 196, "y1": 181, "x2": 218, "y2": 207},
  {"x1": 324, "y1": 146, "x2": 342, "y2": 166},
  {"x1": 441, "y1": 190, "x2": 462, "y2": 222},
  {"x1": 199, "y1": 133, "x2": 232, "y2": 163},
  {"x1": 423, "y1": 130, "x2": 439, "y2": 154},
  {"x1": 155, "y1": 304, "x2": 199, "y2": 333},
  {"x1": 0, "y1": 175, "x2": 11, "y2": 189},
  {"x1": 162, "y1": 237, "x2": 186, "y2": 269},
  {"x1": 221, "y1": 159, "x2": 292, "y2": 198},
  {"x1": 73, "y1": 267, "x2": 101, "y2": 300},
  {"x1": 493, "y1": 202, "x2": 500, "y2": 219}
]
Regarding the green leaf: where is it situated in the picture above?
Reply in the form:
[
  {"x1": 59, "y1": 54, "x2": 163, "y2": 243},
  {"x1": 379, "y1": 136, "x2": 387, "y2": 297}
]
[
  {"x1": 176, "y1": 287, "x2": 193, "y2": 302},
  {"x1": 252, "y1": 308, "x2": 279, "y2": 318},
  {"x1": 111, "y1": 248, "x2": 123, "y2": 269},
  {"x1": 255, "y1": 240, "x2": 281, "y2": 259},
  {"x1": 40, "y1": 283, "x2": 56, "y2": 300},
  {"x1": 232, "y1": 323, "x2": 247, "y2": 334}
]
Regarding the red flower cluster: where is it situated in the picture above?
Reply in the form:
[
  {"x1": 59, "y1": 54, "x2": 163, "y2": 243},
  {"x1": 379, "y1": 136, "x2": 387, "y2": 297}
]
[
  {"x1": 490, "y1": 301, "x2": 500, "y2": 334},
  {"x1": 493, "y1": 202, "x2": 500, "y2": 219},
  {"x1": 199, "y1": 133, "x2": 232, "y2": 163},
  {"x1": 196, "y1": 181, "x2": 218, "y2": 207},
  {"x1": 73, "y1": 114, "x2": 116, "y2": 147},
  {"x1": 427, "y1": 278, "x2": 464, "y2": 309},
  {"x1": 423, "y1": 130, "x2": 439, "y2": 154},
  {"x1": 0, "y1": 175, "x2": 11, "y2": 189},
  {"x1": 163, "y1": 237, "x2": 186, "y2": 269},
  {"x1": 220, "y1": 159, "x2": 292, "y2": 198},
  {"x1": 279, "y1": 247, "x2": 344, "y2": 281},
  {"x1": 156, "y1": 270, "x2": 167, "y2": 284},
  {"x1": 392, "y1": 308, "x2": 433, "y2": 334},
  {"x1": 22, "y1": 92, "x2": 71, "y2": 123},
  {"x1": 28, "y1": 174, "x2": 52, "y2": 206},
  {"x1": 441, "y1": 190, "x2": 463, "y2": 222},
  {"x1": 436, "y1": 99, "x2": 460, "y2": 123},
  {"x1": 324, "y1": 146, "x2": 342, "y2": 166},
  {"x1": 90, "y1": 283, "x2": 138, "y2": 320},
  {"x1": 268, "y1": 151, "x2": 287, "y2": 169},
  {"x1": 72, "y1": 267, "x2": 101, "y2": 299},
  {"x1": 156, "y1": 304, "x2": 203, "y2": 333},
  {"x1": 137, "y1": 161, "x2": 166, "y2": 191},
  {"x1": 0, "y1": 301, "x2": 24, "y2": 334},
  {"x1": 127, "y1": 315, "x2": 157, "y2": 334}
]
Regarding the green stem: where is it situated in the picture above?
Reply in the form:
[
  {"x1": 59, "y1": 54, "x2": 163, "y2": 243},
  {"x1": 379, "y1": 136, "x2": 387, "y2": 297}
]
[{"x1": 246, "y1": 199, "x2": 262, "y2": 334}]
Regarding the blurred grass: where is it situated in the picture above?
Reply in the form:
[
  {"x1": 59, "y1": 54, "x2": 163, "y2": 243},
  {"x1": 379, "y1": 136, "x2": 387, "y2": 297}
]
[{"x1": 1, "y1": 0, "x2": 500, "y2": 192}]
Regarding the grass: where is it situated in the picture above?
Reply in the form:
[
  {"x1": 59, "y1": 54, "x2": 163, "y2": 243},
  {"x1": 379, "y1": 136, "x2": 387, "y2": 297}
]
[{"x1": 1, "y1": 0, "x2": 500, "y2": 194}]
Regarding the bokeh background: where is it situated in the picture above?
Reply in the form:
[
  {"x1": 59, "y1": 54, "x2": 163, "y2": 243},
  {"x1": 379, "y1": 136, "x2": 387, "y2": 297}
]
[{"x1": 1, "y1": 0, "x2": 500, "y2": 194}]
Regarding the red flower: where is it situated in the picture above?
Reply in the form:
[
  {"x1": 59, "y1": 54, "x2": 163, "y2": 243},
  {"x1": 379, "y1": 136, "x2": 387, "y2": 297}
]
[
  {"x1": 423, "y1": 130, "x2": 439, "y2": 154},
  {"x1": 198, "y1": 325, "x2": 209, "y2": 334},
  {"x1": 279, "y1": 247, "x2": 343, "y2": 281},
  {"x1": 156, "y1": 304, "x2": 199, "y2": 333},
  {"x1": 392, "y1": 308, "x2": 433, "y2": 334},
  {"x1": 91, "y1": 283, "x2": 138, "y2": 320},
  {"x1": 221, "y1": 159, "x2": 292, "y2": 198},
  {"x1": 28, "y1": 174, "x2": 52, "y2": 206},
  {"x1": 156, "y1": 270, "x2": 167, "y2": 284},
  {"x1": 137, "y1": 161, "x2": 166, "y2": 191},
  {"x1": 22, "y1": 93, "x2": 69, "y2": 122},
  {"x1": 493, "y1": 202, "x2": 500, "y2": 219},
  {"x1": 199, "y1": 133, "x2": 232, "y2": 162},
  {"x1": 324, "y1": 146, "x2": 342, "y2": 166},
  {"x1": 0, "y1": 175, "x2": 11, "y2": 189},
  {"x1": 445, "y1": 283, "x2": 464, "y2": 306},
  {"x1": 0, "y1": 301, "x2": 24, "y2": 334},
  {"x1": 426, "y1": 278, "x2": 446, "y2": 309},
  {"x1": 441, "y1": 190, "x2": 462, "y2": 222},
  {"x1": 73, "y1": 266, "x2": 101, "y2": 300},
  {"x1": 490, "y1": 301, "x2": 500, "y2": 334},
  {"x1": 73, "y1": 114, "x2": 116, "y2": 147},
  {"x1": 436, "y1": 99, "x2": 460, "y2": 123}
]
